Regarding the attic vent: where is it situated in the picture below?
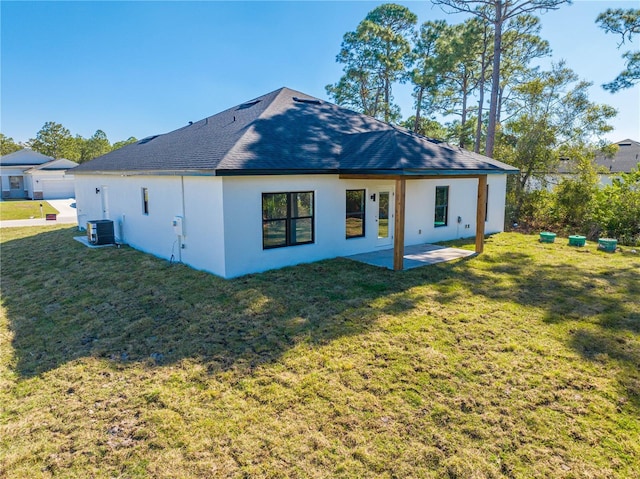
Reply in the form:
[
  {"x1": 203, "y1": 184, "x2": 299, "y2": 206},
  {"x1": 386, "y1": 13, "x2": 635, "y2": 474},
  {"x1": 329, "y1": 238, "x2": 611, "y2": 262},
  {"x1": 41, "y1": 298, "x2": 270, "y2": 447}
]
[
  {"x1": 138, "y1": 135, "x2": 159, "y2": 144},
  {"x1": 619, "y1": 142, "x2": 632, "y2": 146},
  {"x1": 238, "y1": 100, "x2": 261, "y2": 110},
  {"x1": 293, "y1": 97, "x2": 322, "y2": 105}
]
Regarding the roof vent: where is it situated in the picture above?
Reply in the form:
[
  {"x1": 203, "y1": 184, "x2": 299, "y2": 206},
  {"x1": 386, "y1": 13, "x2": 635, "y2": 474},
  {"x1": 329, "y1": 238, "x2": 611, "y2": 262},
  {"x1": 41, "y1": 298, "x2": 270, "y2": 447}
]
[
  {"x1": 237, "y1": 100, "x2": 261, "y2": 110},
  {"x1": 619, "y1": 142, "x2": 632, "y2": 146},
  {"x1": 293, "y1": 97, "x2": 322, "y2": 105},
  {"x1": 138, "y1": 135, "x2": 159, "y2": 145}
]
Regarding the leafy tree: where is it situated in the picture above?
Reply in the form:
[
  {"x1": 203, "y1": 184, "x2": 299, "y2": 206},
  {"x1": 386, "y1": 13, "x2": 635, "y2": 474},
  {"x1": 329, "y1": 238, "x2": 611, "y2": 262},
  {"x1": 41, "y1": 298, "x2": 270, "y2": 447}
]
[
  {"x1": 592, "y1": 168, "x2": 640, "y2": 245},
  {"x1": 401, "y1": 116, "x2": 447, "y2": 139},
  {"x1": 432, "y1": 0, "x2": 571, "y2": 158},
  {"x1": 596, "y1": 8, "x2": 640, "y2": 92},
  {"x1": 549, "y1": 148, "x2": 601, "y2": 231},
  {"x1": 497, "y1": 15, "x2": 551, "y2": 124},
  {"x1": 0, "y1": 133, "x2": 22, "y2": 155},
  {"x1": 409, "y1": 20, "x2": 449, "y2": 133},
  {"x1": 79, "y1": 129, "x2": 111, "y2": 162},
  {"x1": 437, "y1": 19, "x2": 485, "y2": 148},
  {"x1": 112, "y1": 137, "x2": 138, "y2": 151},
  {"x1": 496, "y1": 62, "x2": 616, "y2": 219},
  {"x1": 327, "y1": 3, "x2": 417, "y2": 123},
  {"x1": 27, "y1": 121, "x2": 79, "y2": 159}
]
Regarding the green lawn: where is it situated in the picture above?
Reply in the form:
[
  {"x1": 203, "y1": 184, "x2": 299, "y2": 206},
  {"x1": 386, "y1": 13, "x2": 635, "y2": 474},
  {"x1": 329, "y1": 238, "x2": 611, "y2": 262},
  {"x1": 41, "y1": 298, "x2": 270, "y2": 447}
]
[
  {"x1": 1, "y1": 226, "x2": 638, "y2": 478},
  {"x1": 0, "y1": 200, "x2": 59, "y2": 221}
]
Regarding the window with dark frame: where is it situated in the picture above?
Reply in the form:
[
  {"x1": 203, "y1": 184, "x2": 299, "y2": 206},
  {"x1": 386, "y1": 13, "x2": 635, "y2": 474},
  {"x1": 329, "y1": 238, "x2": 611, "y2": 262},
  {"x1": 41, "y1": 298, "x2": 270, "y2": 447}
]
[
  {"x1": 262, "y1": 191, "x2": 314, "y2": 249},
  {"x1": 434, "y1": 186, "x2": 449, "y2": 227},
  {"x1": 345, "y1": 189, "x2": 365, "y2": 238},
  {"x1": 142, "y1": 187, "x2": 149, "y2": 215}
]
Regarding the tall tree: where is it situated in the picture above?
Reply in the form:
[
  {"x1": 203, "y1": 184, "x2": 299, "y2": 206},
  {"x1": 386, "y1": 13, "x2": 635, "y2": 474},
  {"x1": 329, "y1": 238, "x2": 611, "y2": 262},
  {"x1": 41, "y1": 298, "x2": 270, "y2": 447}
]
[
  {"x1": 326, "y1": 30, "x2": 384, "y2": 118},
  {"x1": 112, "y1": 136, "x2": 138, "y2": 151},
  {"x1": 27, "y1": 121, "x2": 79, "y2": 159},
  {"x1": 327, "y1": 3, "x2": 417, "y2": 123},
  {"x1": 496, "y1": 15, "x2": 551, "y2": 124},
  {"x1": 472, "y1": 19, "x2": 493, "y2": 153},
  {"x1": 432, "y1": 0, "x2": 571, "y2": 158},
  {"x1": 437, "y1": 18, "x2": 485, "y2": 148},
  {"x1": 79, "y1": 129, "x2": 111, "y2": 162},
  {"x1": 496, "y1": 62, "x2": 616, "y2": 218},
  {"x1": 596, "y1": 8, "x2": 640, "y2": 92},
  {"x1": 0, "y1": 133, "x2": 22, "y2": 155},
  {"x1": 401, "y1": 116, "x2": 447, "y2": 139},
  {"x1": 410, "y1": 20, "x2": 449, "y2": 134}
]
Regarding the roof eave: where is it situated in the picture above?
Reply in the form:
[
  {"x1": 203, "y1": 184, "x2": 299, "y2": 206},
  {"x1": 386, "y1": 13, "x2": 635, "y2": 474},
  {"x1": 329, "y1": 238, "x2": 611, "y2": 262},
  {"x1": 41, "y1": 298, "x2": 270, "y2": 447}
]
[{"x1": 73, "y1": 169, "x2": 219, "y2": 177}]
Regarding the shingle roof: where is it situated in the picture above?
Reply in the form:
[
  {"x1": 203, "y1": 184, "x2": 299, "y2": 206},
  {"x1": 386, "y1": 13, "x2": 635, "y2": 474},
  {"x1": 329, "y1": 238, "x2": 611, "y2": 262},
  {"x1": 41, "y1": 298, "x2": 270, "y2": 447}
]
[
  {"x1": 24, "y1": 158, "x2": 79, "y2": 172},
  {"x1": 595, "y1": 139, "x2": 640, "y2": 173},
  {"x1": 73, "y1": 87, "x2": 517, "y2": 176},
  {"x1": 0, "y1": 149, "x2": 53, "y2": 166}
]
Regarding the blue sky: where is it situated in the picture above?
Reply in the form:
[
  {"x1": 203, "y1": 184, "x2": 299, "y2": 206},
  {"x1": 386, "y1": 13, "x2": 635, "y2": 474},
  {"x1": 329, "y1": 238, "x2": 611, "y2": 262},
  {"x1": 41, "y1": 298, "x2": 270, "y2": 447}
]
[{"x1": 1, "y1": 1, "x2": 639, "y2": 145}]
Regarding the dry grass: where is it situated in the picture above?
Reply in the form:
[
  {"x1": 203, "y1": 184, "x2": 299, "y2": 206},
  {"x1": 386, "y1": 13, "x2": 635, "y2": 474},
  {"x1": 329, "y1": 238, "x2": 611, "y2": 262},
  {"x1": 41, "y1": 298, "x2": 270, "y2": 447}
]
[{"x1": 1, "y1": 226, "x2": 639, "y2": 478}]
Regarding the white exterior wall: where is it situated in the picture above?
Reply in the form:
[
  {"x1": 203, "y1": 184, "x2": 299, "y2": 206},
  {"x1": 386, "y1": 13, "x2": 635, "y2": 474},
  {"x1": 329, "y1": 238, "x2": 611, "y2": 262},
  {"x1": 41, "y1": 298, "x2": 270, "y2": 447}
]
[
  {"x1": 1, "y1": 167, "x2": 28, "y2": 198},
  {"x1": 221, "y1": 174, "x2": 508, "y2": 278},
  {"x1": 221, "y1": 175, "x2": 403, "y2": 278},
  {"x1": 75, "y1": 173, "x2": 508, "y2": 279},
  {"x1": 29, "y1": 171, "x2": 75, "y2": 199},
  {"x1": 75, "y1": 174, "x2": 226, "y2": 276}
]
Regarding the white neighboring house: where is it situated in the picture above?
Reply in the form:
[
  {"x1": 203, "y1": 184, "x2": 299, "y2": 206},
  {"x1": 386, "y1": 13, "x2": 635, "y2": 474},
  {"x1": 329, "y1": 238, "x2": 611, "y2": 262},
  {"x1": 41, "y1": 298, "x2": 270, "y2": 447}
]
[
  {"x1": 73, "y1": 87, "x2": 518, "y2": 279},
  {"x1": 0, "y1": 149, "x2": 78, "y2": 199}
]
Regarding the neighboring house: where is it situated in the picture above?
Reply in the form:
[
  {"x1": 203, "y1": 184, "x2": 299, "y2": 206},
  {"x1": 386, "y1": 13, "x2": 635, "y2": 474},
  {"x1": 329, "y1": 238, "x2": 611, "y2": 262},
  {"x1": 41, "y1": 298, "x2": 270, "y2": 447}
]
[
  {"x1": 534, "y1": 139, "x2": 640, "y2": 190},
  {"x1": 594, "y1": 139, "x2": 640, "y2": 186},
  {"x1": 0, "y1": 149, "x2": 78, "y2": 199},
  {"x1": 73, "y1": 87, "x2": 517, "y2": 278}
]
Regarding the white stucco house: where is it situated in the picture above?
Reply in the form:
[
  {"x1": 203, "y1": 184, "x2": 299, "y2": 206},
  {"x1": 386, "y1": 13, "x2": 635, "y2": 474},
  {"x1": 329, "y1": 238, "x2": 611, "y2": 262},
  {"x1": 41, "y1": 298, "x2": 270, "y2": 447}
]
[
  {"x1": 0, "y1": 149, "x2": 78, "y2": 199},
  {"x1": 73, "y1": 87, "x2": 517, "y2": 278}
]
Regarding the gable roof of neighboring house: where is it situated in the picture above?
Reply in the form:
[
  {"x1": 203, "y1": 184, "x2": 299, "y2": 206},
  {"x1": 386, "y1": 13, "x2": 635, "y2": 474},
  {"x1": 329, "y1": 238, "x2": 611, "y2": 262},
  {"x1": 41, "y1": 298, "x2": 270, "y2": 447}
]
[
  {"x1": 73, "y1": 87, "x2": 518, "y2": 177},
  {"x1": 595, "y1": 139, "x2": 640, "y2": 173},
  {"x1": 0, "y1": 149, "x2": 54, "y2": 167},
  {"x1": 24, "y1": 158, "x2": 79, "y2": 173}
]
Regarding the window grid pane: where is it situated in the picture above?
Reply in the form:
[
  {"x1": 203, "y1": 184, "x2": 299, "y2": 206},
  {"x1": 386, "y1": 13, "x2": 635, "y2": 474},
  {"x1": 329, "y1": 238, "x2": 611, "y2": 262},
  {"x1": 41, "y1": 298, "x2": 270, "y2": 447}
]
[
  {"x1": 263, "y1": 191, "x2": 314, "y2": 249},
  {"x1": 434, "y1": 186, "x2": 448, "y2": 227}
]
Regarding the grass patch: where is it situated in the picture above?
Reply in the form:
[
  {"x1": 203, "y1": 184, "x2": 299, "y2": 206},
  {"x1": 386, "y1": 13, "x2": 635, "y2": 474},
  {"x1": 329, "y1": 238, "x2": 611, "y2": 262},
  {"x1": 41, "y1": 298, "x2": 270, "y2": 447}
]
[
  {"x1": 0, "y1": 200, "x2": 59, "y2": 221},
  {"x1": 1, "y1": 227, "x2": 639, "y2": 478}
]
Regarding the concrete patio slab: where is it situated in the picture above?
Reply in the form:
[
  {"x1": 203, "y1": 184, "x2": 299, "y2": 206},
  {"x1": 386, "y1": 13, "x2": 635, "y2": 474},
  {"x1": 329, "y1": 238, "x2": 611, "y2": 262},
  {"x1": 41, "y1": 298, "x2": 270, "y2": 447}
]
[{"x1": 345, "y1": 243, "x2": 475, "y2": 270}]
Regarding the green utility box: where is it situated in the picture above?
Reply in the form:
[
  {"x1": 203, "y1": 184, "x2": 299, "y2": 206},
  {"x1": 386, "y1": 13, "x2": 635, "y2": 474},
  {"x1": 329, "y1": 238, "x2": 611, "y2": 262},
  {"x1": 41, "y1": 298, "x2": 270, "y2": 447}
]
[
  {"x1": 539, "y1": 232, "x2": 556, "y2": 243},
  {"x1": 598, "y1": 238, "x2": 617, "y2": 252},
  {"x1": 568, "y1": 235, "x2": 586, "y2": 247}
]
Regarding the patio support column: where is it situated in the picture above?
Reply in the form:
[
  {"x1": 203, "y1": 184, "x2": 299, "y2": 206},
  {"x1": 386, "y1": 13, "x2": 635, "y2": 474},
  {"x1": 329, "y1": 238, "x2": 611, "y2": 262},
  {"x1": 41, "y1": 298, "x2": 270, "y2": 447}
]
[
  {"x1": 393, "y1": 177, "x2": 406, "y2": 271},
  {"x1": 475, "y1": 174, "x2": 487, "y2": 253}
]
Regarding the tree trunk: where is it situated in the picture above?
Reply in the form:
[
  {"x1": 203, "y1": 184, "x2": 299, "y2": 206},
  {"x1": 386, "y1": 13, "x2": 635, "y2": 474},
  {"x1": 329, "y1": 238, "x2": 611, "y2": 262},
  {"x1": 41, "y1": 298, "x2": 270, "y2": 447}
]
[
  {"x1": 485, "y1": 1, "x2": 503, "y2": 158},
  {"x1": 460, "y1": 75, "x2": 468, "y2": 149},
  {"x1": 475, "y1": 27, "x2": 489, "y2": 154},
  {"x1": 384, "y1": 75, "x2": 390, "y2": 123},
  {"x1": 497, "y1": 85, "x2": 504, "y2": 125},
  {"x1": 414, "y1": 87, "x2": 424, "y2": 133}
]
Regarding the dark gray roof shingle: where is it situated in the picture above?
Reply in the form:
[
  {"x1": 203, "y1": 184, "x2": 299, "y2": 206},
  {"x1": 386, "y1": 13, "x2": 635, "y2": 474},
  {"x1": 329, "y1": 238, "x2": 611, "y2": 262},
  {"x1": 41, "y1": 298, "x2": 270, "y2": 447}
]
[
  {"x1": 595, "y1": 139, "x2": 640, "y2": 173},
  {"x1": 73, "y1": 87, "x2": 517, "y2": 176}
]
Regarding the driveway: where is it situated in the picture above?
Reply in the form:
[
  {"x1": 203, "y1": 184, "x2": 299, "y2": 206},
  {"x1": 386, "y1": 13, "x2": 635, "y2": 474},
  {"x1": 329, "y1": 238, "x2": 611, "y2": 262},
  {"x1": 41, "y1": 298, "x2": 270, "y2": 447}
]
[{"x1": 0, "y1": 198, "x2": 78, "y2": 228}]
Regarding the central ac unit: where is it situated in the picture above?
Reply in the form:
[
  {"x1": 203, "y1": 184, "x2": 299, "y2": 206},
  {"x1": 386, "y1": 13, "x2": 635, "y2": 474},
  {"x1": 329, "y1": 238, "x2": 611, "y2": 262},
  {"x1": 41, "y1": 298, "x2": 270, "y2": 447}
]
[{"x1": 87, "y1": 219, "x2": 115, "y2": 245}]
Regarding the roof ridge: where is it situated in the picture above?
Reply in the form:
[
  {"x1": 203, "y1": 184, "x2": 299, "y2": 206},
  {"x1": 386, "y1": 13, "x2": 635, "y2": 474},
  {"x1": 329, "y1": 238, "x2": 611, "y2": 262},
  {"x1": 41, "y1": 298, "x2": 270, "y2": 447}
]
[{"x1": 217, "y1": 88, "x2": 290, "y2": 167}]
